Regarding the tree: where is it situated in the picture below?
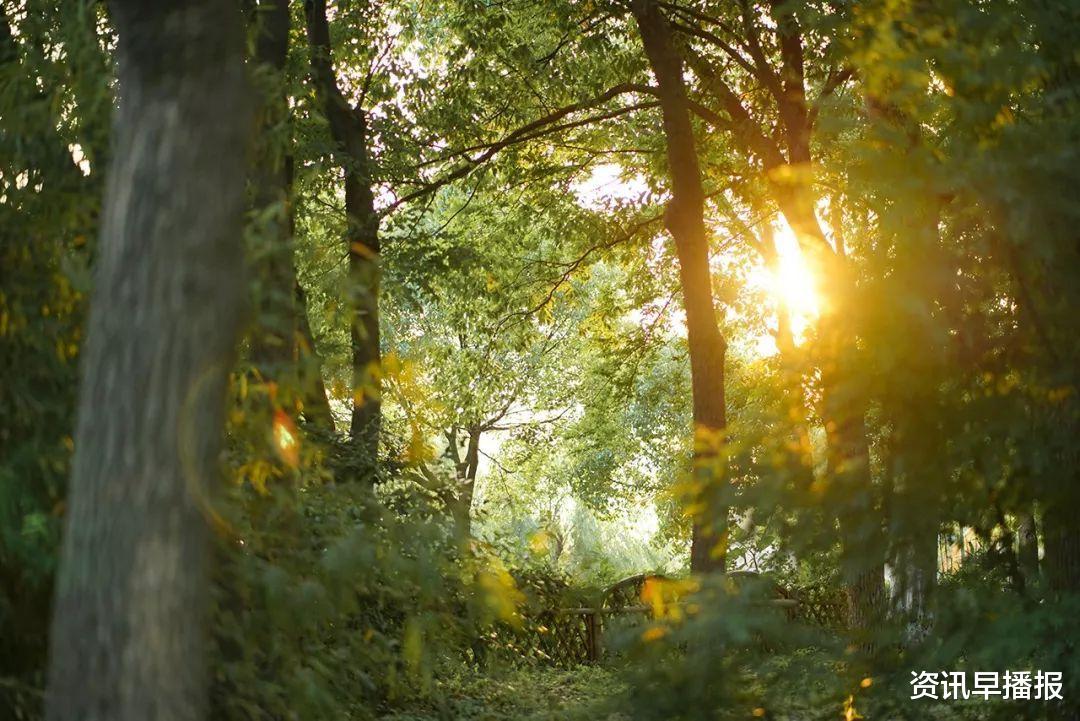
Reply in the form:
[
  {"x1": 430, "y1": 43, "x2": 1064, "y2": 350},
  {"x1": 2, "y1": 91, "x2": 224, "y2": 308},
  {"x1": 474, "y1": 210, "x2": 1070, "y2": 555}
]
[
  {"x1": 44, "y1": 2, "x2": 250, "y2": 719},
  {"x1": 247, "y1": 0, "x2": 335, "y2": 433},
  {"x1": 304, "y1": 0, "x2": 383, "y2": 462},
  {"x1": 630, "y1": 0, "x2": 729, "y2": 573},
  {"x1": 382, "y1": 180, "x2": 592, "y2": 536},
  {"x1": 651, "y1": 0, "x2": 885, "y2": 624}
]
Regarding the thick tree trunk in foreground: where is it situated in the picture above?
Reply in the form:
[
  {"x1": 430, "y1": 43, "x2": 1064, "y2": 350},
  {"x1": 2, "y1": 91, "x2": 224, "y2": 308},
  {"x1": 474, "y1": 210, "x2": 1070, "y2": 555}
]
[
  {"x1": 305, "y1": 0, "x2": 382, "y2": 464},
  {"x1": 44, "y1": 3, "x2": 250, "y2": 720},
  {"x1": 886, "y1": 421, "x2": 940, "y2": 636},
  {"x1": 632, "y1": 0, "x2": 728, "y2": 574},
  {"x1": 889, "y1": 496, "x2": 938, "y2": 639}
]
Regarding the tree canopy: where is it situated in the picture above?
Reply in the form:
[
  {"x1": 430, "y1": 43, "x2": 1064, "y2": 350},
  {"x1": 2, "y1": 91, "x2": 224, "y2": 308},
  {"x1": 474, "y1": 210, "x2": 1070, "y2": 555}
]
[{"x1": 2, "y1": 0, "x2": 1079, "y2": 719}]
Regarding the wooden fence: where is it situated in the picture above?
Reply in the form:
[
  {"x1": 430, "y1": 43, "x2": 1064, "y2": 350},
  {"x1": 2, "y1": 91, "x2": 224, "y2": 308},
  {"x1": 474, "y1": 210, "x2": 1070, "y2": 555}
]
[{"x1": 504, "y1": 572, "x2": 848, "y2": 666}]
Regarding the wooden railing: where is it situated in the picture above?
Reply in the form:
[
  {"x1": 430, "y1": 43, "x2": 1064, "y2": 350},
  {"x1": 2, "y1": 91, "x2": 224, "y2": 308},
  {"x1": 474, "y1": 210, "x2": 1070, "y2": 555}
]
[{"x1": 500, "y1": 572, "x2": 847, "y2": 666}]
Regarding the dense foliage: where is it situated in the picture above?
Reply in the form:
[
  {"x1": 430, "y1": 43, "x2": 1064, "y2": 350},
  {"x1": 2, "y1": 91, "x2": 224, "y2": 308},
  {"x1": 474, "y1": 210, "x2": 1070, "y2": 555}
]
[{"x1": 3, "y1": 0, "x2": 1079, "y2": 719}]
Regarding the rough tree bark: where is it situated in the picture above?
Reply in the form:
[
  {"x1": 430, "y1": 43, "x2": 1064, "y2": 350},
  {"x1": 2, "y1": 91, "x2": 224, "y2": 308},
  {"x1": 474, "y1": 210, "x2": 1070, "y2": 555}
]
[
  {"x1": 631, "y1": 0, "x2": 729, "y2": 574},
  {"x1": 305, "y1": 0, "x2": 382, "y2": 462},
  {"x1": 887, "y1": 458, "x2": 939, "y2": 639},
  {"x1": 44, "y1": 2, "x2": 250, "y2": 721}
]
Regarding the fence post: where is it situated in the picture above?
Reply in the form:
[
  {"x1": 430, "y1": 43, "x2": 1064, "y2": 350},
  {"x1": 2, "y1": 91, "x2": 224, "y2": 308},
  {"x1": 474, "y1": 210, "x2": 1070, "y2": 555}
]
[{"x1": 586, "y1": 610, "x2": 600, "y2": 662}]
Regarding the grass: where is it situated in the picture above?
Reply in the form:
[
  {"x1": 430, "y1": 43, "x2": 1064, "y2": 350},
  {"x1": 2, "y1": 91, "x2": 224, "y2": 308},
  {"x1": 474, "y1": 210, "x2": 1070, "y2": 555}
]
[{"x1": 380, "y1": 664, "x2": 627, "y2": 721}]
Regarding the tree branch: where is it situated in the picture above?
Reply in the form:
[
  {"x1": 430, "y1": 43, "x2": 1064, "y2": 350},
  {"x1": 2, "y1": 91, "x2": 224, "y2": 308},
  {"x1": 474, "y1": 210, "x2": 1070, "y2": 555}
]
[{"x1": 387, "y1": 86, "x2": 660, "y2": 211}]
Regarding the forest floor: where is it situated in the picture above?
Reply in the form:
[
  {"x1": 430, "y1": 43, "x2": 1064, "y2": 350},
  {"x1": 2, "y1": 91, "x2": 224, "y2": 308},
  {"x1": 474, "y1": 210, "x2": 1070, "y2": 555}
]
[{"x1": 381, "y1": 665, "x2": 627, "y2": 720}]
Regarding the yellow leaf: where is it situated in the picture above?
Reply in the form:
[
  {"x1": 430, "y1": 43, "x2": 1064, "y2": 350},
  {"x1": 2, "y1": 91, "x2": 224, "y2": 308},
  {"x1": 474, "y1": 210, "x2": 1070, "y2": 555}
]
[
  {"x1": 528, "y1": 530, "x2": 551, "y2": 555},
  {"x1": 350, "y1": 241, "x2": 377, "y2": 259},
  {"x1": 843, "y1": 695, "x2": 863, "y2": 721},
  {"x1": 273, "y1": 410, "x2": 300, "y2": 468},
  {"x1": 641, "y1": 626, "x2": 667, "y2": 642}
]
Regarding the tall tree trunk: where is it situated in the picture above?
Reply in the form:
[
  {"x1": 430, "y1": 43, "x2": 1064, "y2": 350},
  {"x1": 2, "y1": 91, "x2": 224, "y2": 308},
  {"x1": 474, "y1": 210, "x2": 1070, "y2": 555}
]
[
  {"x1": 889, "y1": 510, "x2": 938, "y2": 639},
  {"x1": 683, "y1": 4, "x2": 887, "y2": 607},
  {"x1": 304, "y1": 0, "x2": 381, "y2": 464},
  {"x1": 452, "y1": 424, "x2": 482, "y2": 538},
  {"x1": 294, "y1": 279, "x2": 336, "y2": 431},
  {"x1": 1017, "y1": 510, "x2": 1040, "y2": 583},
  {"x1": 44, "y1": 3, "x2": 250, "y2": 720},
  {"x1": 772, "y1": 77, "x2": 888, "y2": 634},
  {"x1": 248, "y1": 0, "x2": 302, "y2": 416},
  {"x1": 820, "y1": 371, "x2": 886, "y2": 636},
  {"x1": 885, "y1": 422, "x2": 940, "y2": 638},
  {"x1": 1044, "y1": 503, "x2": 1080, "y2": 593},
  {"x1": 739, "y1": 211, "x2": 814, "y2": 469},
  {"x1": 345, "y1": 170, "x2": 382, "y2": 458},
  {"x1": 248, "y1": 0, "x2": 294, "y2": 370},
  {"x1": 631, "y1": 0, "x2": 728, "y2": 574},
  {"x1": 248, "y1": 2, "x2": 335, "y2": 432},
  {"x1": 888, "y1": 206, "x2": 950, "y2": 634}
]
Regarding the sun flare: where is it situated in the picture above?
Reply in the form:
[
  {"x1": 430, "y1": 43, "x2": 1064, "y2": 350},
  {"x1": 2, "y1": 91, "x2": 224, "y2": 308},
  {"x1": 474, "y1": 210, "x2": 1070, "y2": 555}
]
[
  {"x1": 750, "y1": 216, "x2": 822, "y2": 356},
  {"x1": 771, "y1": 217, "x2": 821, "y2": 339}
]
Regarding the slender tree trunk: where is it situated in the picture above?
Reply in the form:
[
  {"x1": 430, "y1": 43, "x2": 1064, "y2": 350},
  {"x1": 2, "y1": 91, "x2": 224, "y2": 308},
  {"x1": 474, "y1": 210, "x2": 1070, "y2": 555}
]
[
  {"x1": 452, "y1": 424, "x2": 482, "y2": 537},
  {"x1": 248, "y1": 0, "x2": 302, "y2": 408},
  {"x1": 632, "y1": 0, "x2": 728, "y2": 574},
  {"x1": 1017, "y1": 510, "x2": 1040, "y2": 582},
  {"x1": 680, "y1": 0, "x2": 883, "y2": 593},
  {"x1": 768, "y1": 121, "x2": 888, "y2": 634},
  {"x1": 248, "y1": 0, "x2": 294, "y2": 371},
  {"x1": 294, "y1": 279, "x2": 336, "y2": 431},
  {"x1": 685, "y1": 0, "x2": 893, "y2": 624},
  {"x1": 44, "y1": 3, "x2": 250, "y2": 720},
  {"x1": 344, "y1": 170, "x2": 382, "y2": 458},
  {"x1": 304, "y1": 0, "x2": 381, "y2": 464},
  {"x1": 746, "y1": 215, "x2": 815, "y2": 468},
  {"x1": 1044, "y1": 504, "x2": 1080, "y2": 593},
  {"x1": 248, "y1": 3, "x2": 335, "y2": 433}
]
